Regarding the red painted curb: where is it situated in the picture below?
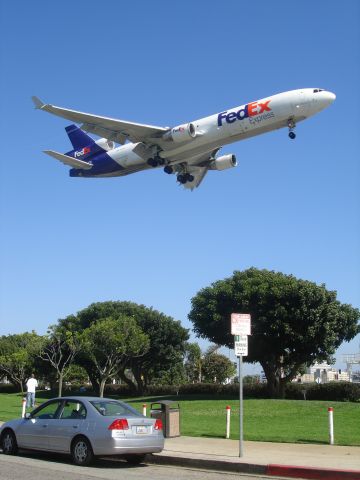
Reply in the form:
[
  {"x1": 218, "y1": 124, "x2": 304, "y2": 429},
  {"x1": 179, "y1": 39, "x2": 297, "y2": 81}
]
[{"x1": 267, "y1": 464, "x2": 360, "y2": 480}]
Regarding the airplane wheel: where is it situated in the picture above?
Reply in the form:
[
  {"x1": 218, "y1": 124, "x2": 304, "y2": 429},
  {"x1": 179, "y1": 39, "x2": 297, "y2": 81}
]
[
  {"x1": 186, "y1": 174, "x2": 194, "y2": 182},
  {"x1": 289, "y1": 132, "x2": 296, "y2": 139},
  {"x1": 147, "y1": 158, "x2": 158, "y2": 167},
  {"x1": 164, "y1": 166, "x2": 173, "y2": 174},
  {"x1": 177, "y1": 174, "x2": 187, "y2": 184}
]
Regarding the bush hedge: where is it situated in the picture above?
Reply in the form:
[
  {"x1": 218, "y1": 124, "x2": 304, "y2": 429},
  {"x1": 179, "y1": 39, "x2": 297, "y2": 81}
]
[
  {"x1": 306, "y1": 382, "x2": 360, "y2": 402},
  {"x1": 0, "y1": 383, "x2": 20, "y2": 393},
  {"x1": 102, "y1": 381, "x2": 360, "y2": 402},
  {"x1": 2, "y1": 380, "x2": 359, "y2": 402}
]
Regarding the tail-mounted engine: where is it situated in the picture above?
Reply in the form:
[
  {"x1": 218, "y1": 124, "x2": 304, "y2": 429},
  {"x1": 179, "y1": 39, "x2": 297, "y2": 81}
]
[
  {"x1": 95, "y1": 138, "x2": 115, "y2": 151},
  {"x1": 209, "y1": 154, "x2": 237, "y2": 170},
  {"x1": 163, "y1": 123, "x2": 196, "y2": 143}
]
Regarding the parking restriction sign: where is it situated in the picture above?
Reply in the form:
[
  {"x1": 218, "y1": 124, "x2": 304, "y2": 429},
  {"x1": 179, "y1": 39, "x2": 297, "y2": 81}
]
[
  {"x1": 234, "y1": 335, "x2": 248, "y2": 357},
  {"x1": 231, "y1": 313, "x2": 251, "y2": 335}
]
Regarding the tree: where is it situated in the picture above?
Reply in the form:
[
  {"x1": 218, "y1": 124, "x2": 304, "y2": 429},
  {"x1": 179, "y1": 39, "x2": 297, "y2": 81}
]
[
  {"x1": 202, "y1": 351, "x2": 236, "y2": 384},
  {"x1": 150, "y1": 350, "x2": 186, "y2": 388},
  {"x1": 189, "y1": 268, "x2": 360, "y2": 397},
  {"x1": 81, "y1": 315, "x2": 150, "y2": 397},
  {"x1": 60, "y1": 301, "x2": 189, "y2": 394},
  {"x1": 0, "y1": 332, "x2": 42, "y2": 393},
  {"x1": 37, "y1": 324, "x2": 81, "y2": 397},
  {"x1": 184, "y1": 342, "x2": 203, "y2": 383}
]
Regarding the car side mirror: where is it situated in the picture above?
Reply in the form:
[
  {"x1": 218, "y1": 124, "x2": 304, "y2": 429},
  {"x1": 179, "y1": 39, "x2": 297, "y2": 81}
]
[{"x1": 24, "y1": 412, "x2": 31, "y2": 419}]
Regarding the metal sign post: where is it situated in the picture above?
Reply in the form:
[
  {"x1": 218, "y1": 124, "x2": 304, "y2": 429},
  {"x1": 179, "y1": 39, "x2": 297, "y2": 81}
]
[
  {"x1": 239, "y1": 354, "x2": 244, "y2": 457},
  {"x1": 231, "y1": 313, "x2": 251, "y2": 459}
]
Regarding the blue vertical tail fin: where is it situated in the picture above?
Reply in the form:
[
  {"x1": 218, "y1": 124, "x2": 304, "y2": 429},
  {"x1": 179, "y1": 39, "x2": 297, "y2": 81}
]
[{"x1": 65, "y1": 124, "x2": 95, "y2": 149}]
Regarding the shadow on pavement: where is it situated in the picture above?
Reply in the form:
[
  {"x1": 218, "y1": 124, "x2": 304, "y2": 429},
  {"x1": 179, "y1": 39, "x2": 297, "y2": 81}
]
[{"x1": 17, "y1": 450, "x2": 149, "y2": 469}]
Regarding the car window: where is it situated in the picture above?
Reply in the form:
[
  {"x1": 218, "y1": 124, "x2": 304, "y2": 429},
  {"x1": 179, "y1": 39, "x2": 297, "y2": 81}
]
[
  {"x1": 60, "y1": 400, "x2": 87, "y2": 420},
  {"x1": 32, "y1": 400, "x2": 62, "y2": 419},
  {"x1": 90, "y1": 400, "x2": 141, "y2": 417}
]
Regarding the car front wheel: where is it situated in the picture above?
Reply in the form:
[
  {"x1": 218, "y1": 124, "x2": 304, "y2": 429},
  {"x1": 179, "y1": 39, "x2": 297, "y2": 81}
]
[{"x1": 1, "y1": 430, "x2": 18, "y2": 455}]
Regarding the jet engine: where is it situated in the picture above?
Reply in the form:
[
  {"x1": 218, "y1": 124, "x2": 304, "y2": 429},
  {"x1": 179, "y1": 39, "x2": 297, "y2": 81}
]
[
  {"x1": 95, "y1": 138, "x2": 116, "y2": 151},
  {"x1": 163, "y1": 123, "x2": 196, "y2": 143},
  {"x1": 209, "y1": 154, "x2": 237, "y2": 170}
]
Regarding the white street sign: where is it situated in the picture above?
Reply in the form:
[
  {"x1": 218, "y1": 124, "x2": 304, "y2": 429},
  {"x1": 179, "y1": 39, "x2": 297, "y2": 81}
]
[
  {"x1": 234, "y1": 335, "x2": 248, "y2": 357},
  {"x1": 231, "y1": 313, "x2": 251, "y2": 335}
]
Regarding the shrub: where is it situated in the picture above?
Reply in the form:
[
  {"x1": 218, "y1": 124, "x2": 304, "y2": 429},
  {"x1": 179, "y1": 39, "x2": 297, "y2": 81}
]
[
  {"x1": 0, "y1": 383, "x2": 19, "y2": 393},
  {"x1": 306, "y1": 382, "x2": 360, "y2": 402}
]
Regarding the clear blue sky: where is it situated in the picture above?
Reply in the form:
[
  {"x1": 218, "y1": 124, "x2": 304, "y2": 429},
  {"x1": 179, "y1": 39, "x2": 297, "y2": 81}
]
[{"x1": 0, "y1": 1, "x2": 359, "y2": 373}]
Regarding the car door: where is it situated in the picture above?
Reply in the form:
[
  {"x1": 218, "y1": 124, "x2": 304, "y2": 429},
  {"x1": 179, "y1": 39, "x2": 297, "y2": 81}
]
[
  {"x1": 16, "y1": 400, "x2": 63, "y2": 450},
  {"x1": 49, "y1": 400, "x2": 87, "y2": 452}
]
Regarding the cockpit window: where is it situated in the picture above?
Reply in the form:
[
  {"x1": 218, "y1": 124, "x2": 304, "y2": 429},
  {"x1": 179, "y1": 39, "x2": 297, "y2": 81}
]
[{"x1": 313, "y1": 89, "x2": 325, "y2": 93}]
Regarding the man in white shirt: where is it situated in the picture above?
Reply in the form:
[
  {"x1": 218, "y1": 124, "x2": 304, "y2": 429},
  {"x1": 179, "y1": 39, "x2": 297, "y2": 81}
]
[{"x1": 26, "y1": 373, "x2": 38, "y2": 408}]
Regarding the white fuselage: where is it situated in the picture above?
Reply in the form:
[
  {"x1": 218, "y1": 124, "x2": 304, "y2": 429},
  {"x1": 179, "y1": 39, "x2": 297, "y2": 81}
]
[{"x1": 106, "y1": 88, "x2": 335, "y2": 172}]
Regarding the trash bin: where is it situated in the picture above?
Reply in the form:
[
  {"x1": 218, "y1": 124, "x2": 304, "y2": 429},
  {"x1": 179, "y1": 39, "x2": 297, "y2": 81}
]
[{"x1": 150, "y1": 400, "x2": 180, "y2": 438}]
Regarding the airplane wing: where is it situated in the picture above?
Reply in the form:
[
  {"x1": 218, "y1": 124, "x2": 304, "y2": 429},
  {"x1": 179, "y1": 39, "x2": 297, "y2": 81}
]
[
  {"x1": 32, "y1": 97, "x2": 168, "y2": 145},
  {"x1": 43, "y1": 150, "x2": 93, "y2": 170}
]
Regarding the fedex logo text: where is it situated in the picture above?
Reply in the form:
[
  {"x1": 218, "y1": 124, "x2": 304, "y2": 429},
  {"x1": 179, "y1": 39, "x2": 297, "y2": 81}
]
[
  {"x1": 74, "y1": 146, "x2": 91, "y2": 158},
  {"x1": 217, "y1": 100, "x2": 271, "y2": 127}
]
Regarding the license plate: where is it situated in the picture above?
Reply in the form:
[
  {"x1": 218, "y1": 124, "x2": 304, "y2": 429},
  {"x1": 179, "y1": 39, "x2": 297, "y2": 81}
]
[{"x1": 136, "y1": 425, "x2": 148, "y2": 434}]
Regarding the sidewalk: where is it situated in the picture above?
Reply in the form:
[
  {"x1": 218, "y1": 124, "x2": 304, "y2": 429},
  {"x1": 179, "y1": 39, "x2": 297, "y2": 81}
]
[
  {"x1": 1, "y1": 420, "x2": 359, "y2": 479},
  {"x1": 148, "y1": 436, "x2": 360, "y2": 480}
]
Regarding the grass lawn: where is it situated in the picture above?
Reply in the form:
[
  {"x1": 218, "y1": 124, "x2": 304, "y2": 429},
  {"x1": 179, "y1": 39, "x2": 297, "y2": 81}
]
[{"x1": 0, "y1": 392, "x2": 359, "y2": 446}]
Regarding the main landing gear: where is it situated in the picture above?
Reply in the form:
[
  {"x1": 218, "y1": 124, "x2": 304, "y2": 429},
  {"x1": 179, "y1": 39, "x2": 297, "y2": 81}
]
[
  {"x1": 177, "y1": 173, "x2": 194, "y2": 184},
  {"x1": 164, "y1": 165, "x2": 174, "y2": 174},
  {"x1": 288, "y1": 119, "x2": 296, "y2": 139},
  {"x1": 147, "y1": 156, "x2": 164, "y2": 167}
]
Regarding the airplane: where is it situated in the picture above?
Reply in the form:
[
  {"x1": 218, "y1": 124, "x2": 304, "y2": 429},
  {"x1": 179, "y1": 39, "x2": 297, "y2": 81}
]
[{"x1": 32, "y1": 88, "x2": 335, "y2": 190}]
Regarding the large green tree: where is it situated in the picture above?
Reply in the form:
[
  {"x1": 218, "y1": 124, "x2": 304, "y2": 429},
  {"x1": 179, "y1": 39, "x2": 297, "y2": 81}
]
[
  {"x1": 37, "y1": 324, "x2": 81, "y2": 397},
  {"x1": 188, "y1": 268, "x2": 360, "y2": 397},
  {"x1": 202, "y1": 351, "x2": 236, "y2": 384},
  {"x1": 59, "y1": 301, "x2": 189, "y2": 393},
  {"x1": 184, "y1": 342, "x2": 203, "y2": 383},
  {"x1": 81, "y1": 315, "x2": 149, "y2": 397},
  {"x1": 0, "y1": 332, "x2": 43, "y2": 392}
]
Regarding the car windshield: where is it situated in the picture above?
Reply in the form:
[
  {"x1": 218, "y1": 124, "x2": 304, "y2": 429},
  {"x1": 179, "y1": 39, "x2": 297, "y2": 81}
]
[{"x1": 90, "y1": 400, "x2": 141, "y2": 417}]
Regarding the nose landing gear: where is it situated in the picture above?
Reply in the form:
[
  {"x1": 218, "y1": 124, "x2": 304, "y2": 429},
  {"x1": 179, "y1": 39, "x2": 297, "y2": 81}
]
[{"x1": 288, "y1": 119, "x2": 296, "y2": 139}]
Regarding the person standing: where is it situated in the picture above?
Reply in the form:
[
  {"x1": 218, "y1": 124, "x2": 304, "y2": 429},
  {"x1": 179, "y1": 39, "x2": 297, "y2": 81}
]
[{"x1": 26, "y1": 373, "x2": 38, "y2": 408}]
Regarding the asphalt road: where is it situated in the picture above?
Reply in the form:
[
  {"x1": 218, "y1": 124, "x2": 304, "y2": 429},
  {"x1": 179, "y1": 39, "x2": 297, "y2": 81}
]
[{"x1": 0, "y1": 453, "x2": 280, "y2": 480}]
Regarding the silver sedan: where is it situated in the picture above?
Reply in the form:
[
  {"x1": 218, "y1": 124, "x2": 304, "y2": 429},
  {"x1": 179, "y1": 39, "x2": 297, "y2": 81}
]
[{"x1": 0, "y1": 396, "x2": 164, "y2": 466}]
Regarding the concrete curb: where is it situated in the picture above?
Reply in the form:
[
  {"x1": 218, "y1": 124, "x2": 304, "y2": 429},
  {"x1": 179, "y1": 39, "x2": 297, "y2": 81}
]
[
  {"x1": 147, "y1": 453, "x2": 267, "y2": 474},
  {"x1": 267, "y1": 464, "x2": 360, "y2": 480},
  {"x1": 148, "y1": 454, "x2": 360, "y2": 480}
]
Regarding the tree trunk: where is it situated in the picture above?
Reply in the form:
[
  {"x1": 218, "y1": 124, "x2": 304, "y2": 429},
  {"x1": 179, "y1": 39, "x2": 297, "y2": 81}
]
[
  {"x1": 261, "y1": 363, "x2": 284, "y2": 398},
  {"x1": 132, "y1": 368, "x2": 145, "y2": 395},
  {"x1": 58, "y1": 371, "x2": 64, "y2": 397},
  {"x1": 99, "y1": 378, "x2": 107, "y2": 398},
  {"x1": 86, "y1": 370, "x2": 100, "y2": 394},
  {"x1": 118, "y1": 370, "x2": 137, "y2": 393}
]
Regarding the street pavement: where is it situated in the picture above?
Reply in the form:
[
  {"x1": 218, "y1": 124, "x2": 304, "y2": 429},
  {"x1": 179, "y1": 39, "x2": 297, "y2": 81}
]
[
  {"x1": 1, "y1": 420, "x2": 359, "y2": 479},
  {"x1": 149, "y1": 436, "x2": 360, "y2": 479}
]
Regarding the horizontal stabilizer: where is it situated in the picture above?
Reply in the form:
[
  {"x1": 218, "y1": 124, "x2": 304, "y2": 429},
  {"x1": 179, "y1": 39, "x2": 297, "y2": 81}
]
[
  {"x1": 32, "y1": 96, "x2": 45, "y2": 109},
  {"x1": 43, "y1": 150, "x2": 93, "y2": 170}
]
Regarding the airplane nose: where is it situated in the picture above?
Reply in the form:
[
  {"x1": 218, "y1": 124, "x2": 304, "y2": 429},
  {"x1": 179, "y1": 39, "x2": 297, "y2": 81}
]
[{"x1": 325, "y1": 91, "x2": 336, "y2": 104}]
